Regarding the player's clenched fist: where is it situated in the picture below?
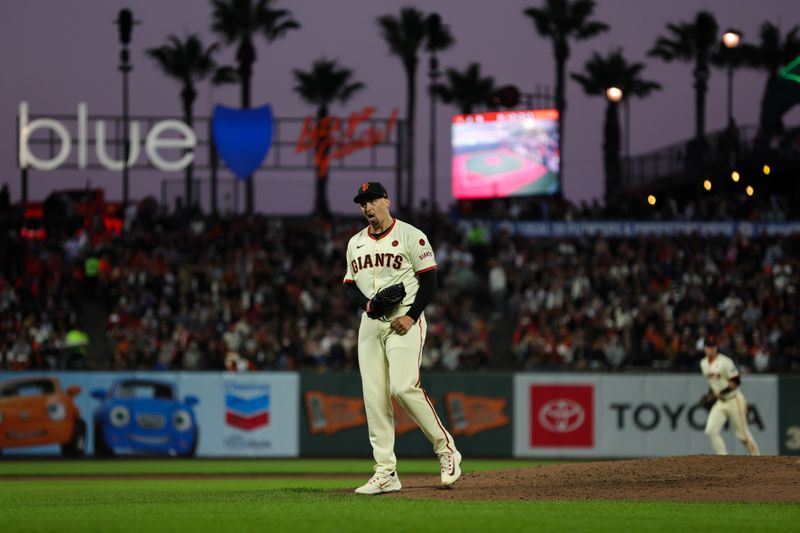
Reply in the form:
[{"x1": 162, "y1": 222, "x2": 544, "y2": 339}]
[{"x1": 391, "y1": 315, "x2": 413, "y2": 335}]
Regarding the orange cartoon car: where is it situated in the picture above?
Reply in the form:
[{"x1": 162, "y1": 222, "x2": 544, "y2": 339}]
[{"x1": 0, "y1": 376, "x2": 86, "y2": 456}]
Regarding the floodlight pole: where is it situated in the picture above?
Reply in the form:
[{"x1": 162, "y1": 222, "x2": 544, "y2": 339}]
[{"x1": 115, "y1": 9, "x2": 137, "y2": 207}]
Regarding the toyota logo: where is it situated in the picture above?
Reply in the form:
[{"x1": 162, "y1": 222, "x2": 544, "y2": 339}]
[{"x1": 538, "y1": 399, "x2": 585, "y2": 433}]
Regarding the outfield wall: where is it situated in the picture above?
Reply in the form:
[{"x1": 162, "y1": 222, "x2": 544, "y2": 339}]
[
  {"x1": 0, "y1": 371, "x2": 794, "y2": 457},
  {"x1": 513, "y1": 374, "x2": 778, "y2": 457}
]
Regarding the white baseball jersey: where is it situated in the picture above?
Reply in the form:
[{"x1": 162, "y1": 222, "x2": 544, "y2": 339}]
[
  {"x1": 700, "y1": 352, "x2": 740, "y2": 399},
  {"x1": 343, "y1": 218, "x2": 436, "y2": 310}
]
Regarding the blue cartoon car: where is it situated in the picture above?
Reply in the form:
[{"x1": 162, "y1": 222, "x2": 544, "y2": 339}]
[{"x1": 91, "y1": 379, "x2": 199, "y2": 457}]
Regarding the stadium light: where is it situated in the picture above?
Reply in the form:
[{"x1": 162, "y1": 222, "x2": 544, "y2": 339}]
[
  {"x1": 647, "y1": 194, "x2": 656, "y2": 206},
  {"x1": 606, "y1": 87, "x2": 623, "y2": 102},
  {"x1": 703, "y1": 180, "x2": 712, "y2": 191},
  {"x1": 723, "y1": 30, "x2": 741, "y2": 49},
  {"x1": 762, "y1": 164, "x2": 771, "y2": 175},
  {"x1": 746, "y1": 185, "x2": 754, "y2": 196},
  {"x1": 731, "y1": 170, "x2": 740, "y2": 182}
]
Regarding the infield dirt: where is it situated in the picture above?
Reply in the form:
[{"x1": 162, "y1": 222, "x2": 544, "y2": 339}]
[
  {"x1": 391, "y1": 455, "x2": 800, "y2": 502},
  {"x1": 5, "y1": 455, "x2": 798, "y2": 503}
]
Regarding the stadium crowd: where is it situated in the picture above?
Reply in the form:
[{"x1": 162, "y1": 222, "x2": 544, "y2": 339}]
[{"x1": 0, "y1": 189, "x2": 798, "y2": 374}]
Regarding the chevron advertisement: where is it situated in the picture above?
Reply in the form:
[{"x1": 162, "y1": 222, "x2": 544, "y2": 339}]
[
  {"x1": 219, "y1": 373, "x2": 299, "y2": 456},
  {"x1": 0, "y1": 372, "x2": 299, "y2": 457},
  {"x1": 513, "y1": 374, "x2": 778, "y2": 458}
]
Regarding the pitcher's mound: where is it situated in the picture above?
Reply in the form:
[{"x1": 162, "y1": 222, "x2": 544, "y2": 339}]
[{"x1": 395, "y1": 455, "x2": 800, "y2": 502}]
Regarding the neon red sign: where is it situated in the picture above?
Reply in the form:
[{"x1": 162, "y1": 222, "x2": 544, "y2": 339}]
[{"x1": 295, "y1": 106, "x2": 398, "y2": 177}]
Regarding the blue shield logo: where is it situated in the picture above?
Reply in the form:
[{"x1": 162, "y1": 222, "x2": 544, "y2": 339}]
[{"x1": 212, "y1": 104, "x2": 273, "y2": 180}]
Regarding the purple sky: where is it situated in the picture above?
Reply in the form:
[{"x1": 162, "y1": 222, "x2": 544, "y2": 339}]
[{"x1": 2, "y1": 0, "x2": 798, "y2": 214}]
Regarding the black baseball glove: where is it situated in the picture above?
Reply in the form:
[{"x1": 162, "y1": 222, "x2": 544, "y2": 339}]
[
  {"x1": 367, "y1": 283, "x2": 406, "y2": 319},
  {"x1": 698, "y1": 392, "x2": 717, "y2": 411}
]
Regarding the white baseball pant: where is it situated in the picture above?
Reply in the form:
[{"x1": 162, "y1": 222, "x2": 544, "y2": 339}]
[{"x1": 357, "y1": 312, "x2": 456, "y2": 474}]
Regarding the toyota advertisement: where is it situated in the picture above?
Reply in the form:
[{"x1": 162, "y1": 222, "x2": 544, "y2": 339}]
[{"x1": 513, "y1": 374, "x2": 779, "y2": 457}]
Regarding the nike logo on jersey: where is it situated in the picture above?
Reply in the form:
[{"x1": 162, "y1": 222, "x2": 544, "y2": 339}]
[{"x1": 357, "y1": 244, "x2": 366, "y2": 248}]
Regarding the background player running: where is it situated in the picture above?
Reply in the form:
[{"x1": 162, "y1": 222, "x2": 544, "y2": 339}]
[{"x1": 700, "y1": 334, "x2": 761, "y2": 456}]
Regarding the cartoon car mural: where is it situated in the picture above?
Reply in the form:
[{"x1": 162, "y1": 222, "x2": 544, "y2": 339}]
[
  {"x1": 0, "y1": 376, "x2": 86, "y2": 456},
  {"x1": 92, "y1": 379, "x2": 199, "y2": 457}
]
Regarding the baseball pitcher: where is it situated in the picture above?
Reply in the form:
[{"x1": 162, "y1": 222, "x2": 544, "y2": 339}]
[{"x1": 343, "y1": 182, "x2": 461, "y2": 495}]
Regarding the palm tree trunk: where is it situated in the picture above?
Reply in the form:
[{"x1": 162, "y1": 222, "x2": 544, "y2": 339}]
[
  {"x1": 555, "y1": 40, "x2": 568, "y2": 196},
  {"x1": 181, "y1": 85, "x2": 197, "y2": 211},
  {"x1": 238, "y1": 37, "x2": 255, "y2": 215},
  {"x1": 210, "y1": 118, "x2": 219, "y2": 217},
  {"x1": 405, "y1": 63, "x2": 417, "y2": 213},
  {"x1": 314, "y1": 107, "x2": 332, "y2": 219},
  {"x1": 687, "y1": 56, "x2": 710, "y2": 168},
  {"x1": 694, "y1": 56, "x2": 709, "y2": 141},
  {"x1": 603, "y1": 102, "x2": 621, "y2": 205}
]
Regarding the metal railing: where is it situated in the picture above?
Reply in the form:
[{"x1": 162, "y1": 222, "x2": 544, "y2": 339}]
[{"x1": 620, "y1": 125, "x2": 760, "y2": 190}]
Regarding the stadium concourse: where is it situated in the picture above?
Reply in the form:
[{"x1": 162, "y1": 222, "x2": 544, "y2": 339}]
[{"x1": 0, "y1": 190, "x2": 798, "y2": 374}]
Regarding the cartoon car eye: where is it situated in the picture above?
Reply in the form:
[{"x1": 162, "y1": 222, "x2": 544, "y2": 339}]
[
  {"x1": 48, "y1": 402, "x2": 67, "y2": 421},
  {"x1": 172, "y1": 410, "x2": 192, "y2": 432},
  {"x1": 110, "y1": 405, "x2": 130, "y2": 427}
]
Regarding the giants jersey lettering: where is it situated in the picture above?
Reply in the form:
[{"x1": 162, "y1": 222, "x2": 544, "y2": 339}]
[
  {"x1": 343, "y1": 218, "x2": 436, "y2": 308},
  {"x1": 700, "y1": 353, "x2": 740, "y2": 396}
]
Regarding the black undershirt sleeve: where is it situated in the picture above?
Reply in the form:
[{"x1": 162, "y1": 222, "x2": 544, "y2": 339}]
[
  {"x1": 406, "y1": 269, "x2": 437, "y2": 321},
  {"x1": 343, "y1": 282, "x2": 370, "y2": 311},
  {"x1": 719, "y1": 375, "x2": 742, "y2": 396}
]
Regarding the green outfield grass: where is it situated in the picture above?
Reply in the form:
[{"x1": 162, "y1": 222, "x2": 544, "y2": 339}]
[
  {"x1": 0, "y1": 460, "x2": 797, "y2": 533},
  {"x1": 0, "y1": 458, "x2": 557, "y2": 476}
]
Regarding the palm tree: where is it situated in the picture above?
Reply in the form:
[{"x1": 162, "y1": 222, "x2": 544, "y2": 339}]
[
  {"x1": 377, "y1": 7, "x2": 429, "y2": 212},
  {"x1": 740, "y1": 22, "x2": 800, "y2": 140},
  {"x1": 743, "y1": 22, "x2": 800, "y2": 76},
  {"x1": 211, "y1": 0, "x2": 300, "y2": 215},
  {"x1": 649, "y1": 10, "x2": 718, "y2": 145},
  {"x1": 208, "y1": 66, "x2": 239, "y2": 216},
  {"x1": 432, "y1": 63, "x2": 497, "y2": 115},
  {"x1": 425, "y1": 13, "x2": 455, "y2": 215},
  {"x1": 571, "y1": 49, "x2": 661, "y2": 203},
  {"x1": 293, "y1": 59, "x2": 365, "y2": 218},
  {"x1": 523, "y1": 0, "x2": 609, "y2": 189},
  {"x1": 146, "y1": 34, "x2": 234, "y2": 210}
]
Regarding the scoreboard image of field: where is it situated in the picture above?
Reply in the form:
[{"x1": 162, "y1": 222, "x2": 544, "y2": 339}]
[{"x1": 451, "y1": 109, "x2": 560, "y2": 199}]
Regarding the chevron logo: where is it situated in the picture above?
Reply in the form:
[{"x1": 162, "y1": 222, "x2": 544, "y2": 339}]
[{"x1": 225, "y1": 389, "x2": 270, "y2": 431}]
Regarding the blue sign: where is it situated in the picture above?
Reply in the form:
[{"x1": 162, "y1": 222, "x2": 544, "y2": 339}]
[
  {"x1": 212, "y1": 104, "x2": 273, "y2": 179},
  {"x1": 492, "y1": 220, "x2": 800, "y2": 238}
]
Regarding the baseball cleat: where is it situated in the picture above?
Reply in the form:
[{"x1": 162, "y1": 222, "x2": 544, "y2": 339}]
[
  {"x1": 354, "y1": 471, "x2": 401, "y2": 495},
  {"x1": 439, "y1": 450, "x2": 462, "y2": 486}
]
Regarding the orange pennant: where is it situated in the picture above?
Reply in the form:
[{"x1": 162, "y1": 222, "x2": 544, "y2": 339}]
[
  {"x1": 304, "y1": 391, "x2": 367, "y2": 436},
  {"x1": 445, "y1": 392, "x2": 509, "y2": 436}
]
